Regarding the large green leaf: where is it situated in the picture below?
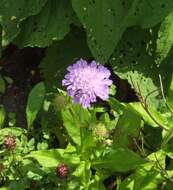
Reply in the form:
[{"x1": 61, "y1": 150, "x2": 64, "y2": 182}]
[
  {"x1": 92, "y1": 148, "x2": 146, "y2": 172},
  {"x1": 14, "y1": 0, "x2": 73, "y2": 47},
  {"x1": 156, "y1": 11, "x2": 173, "y2": 64},
  {"x1": 61, "y1": 108, "x2": 81, "y2": 145},
  {"x1": 26, "y1": 149, "x2": 80, "y2": 168},
  {"x1": 40, "y1": 30, "x2": 91, "y2": 90},
  {"x1": 118, "y1": 151, "x2": 165, "y2": 190},
  {"x1": 113, "y1": 104, "x2": 142, "y2": 148},
  {"x1": 26, "y1": 82, "x2": 45, "y2": 129},
  {"x1": 0, "y1": 0, "x2": 47, "y2": 44},
  {"x1": 72, "y1": 0, "x2": 173, "y2": 63},
  {"x1": 110, "y1": 27, "x2": 160, "y2": 105},
  {"x1": 61, "y1": 104, "x2": 91, "y2": 145}
]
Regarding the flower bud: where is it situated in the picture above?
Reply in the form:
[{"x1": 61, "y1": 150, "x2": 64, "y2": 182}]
[
  {"x1": 4, "y1": 135, "x2": 16, "y2": 151},
  {"x1": 56, "y1": 163, "x2": 68, "y2": 179},
  {"x1": 93, "y1": 123, "x2": 109, "y2": 139}
]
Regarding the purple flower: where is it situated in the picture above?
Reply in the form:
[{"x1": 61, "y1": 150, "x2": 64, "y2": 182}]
[{"x1": 62, "y1": 59, "x2": 112, "y2": 108}]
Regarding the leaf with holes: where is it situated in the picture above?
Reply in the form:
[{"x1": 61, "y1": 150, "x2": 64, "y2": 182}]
[
  {"x1": 0, "y1": 0, "x2": 47, "y2": 45},
  {"x1": 156, "y1": 11, "x2": 173, "y2": 64},
  {"x1": 110, "y1": 27, "x2": 160, "y2": 106},
  {"x1": 72, "y1": 0, "x2": 173, "y2": 63},
  {"x1": 14, "y1": 0, "x2": 74, "y2": 47}
]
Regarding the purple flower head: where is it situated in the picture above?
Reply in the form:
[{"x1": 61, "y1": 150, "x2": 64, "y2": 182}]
[{"x1": 62, "y1": 59, "x2": 112, "y2": 108}]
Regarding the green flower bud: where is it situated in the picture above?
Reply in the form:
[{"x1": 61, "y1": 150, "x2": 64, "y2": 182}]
[{"x1": 93, "y1": 123, "x2": 109, "y2": 139}]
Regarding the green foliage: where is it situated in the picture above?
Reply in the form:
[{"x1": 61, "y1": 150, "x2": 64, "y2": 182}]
[
  {"x1": 72, "y1": 0, "x2": 173, "y2": 63},
  {"x1": 0, "y1": 0, "x2": 47, "y2": 45},
  {"x1": 92, "y1": 148, "x2": 146, "y2": 172},
  {"x1": 156, "y1": 11, "x2": 173, "y2": 64},
  {"x1": 14, "y1": 0, "x2": 74, "y2": 47},
  {"x1": 26, "y1": 82, "x2": 45, "y2": 129},
  {"x1": 40, "y1": 31, "x2": 91, "y2": 90},
  {"x1": 1, "y1": 0, "x2": 173, "y2": 189}
]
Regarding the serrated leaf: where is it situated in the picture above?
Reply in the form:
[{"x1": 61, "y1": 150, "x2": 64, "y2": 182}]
[
  {"x1": 0, "y1": 0, "x2": 47, "y2": 44},
  {"x1": 72, "y1": 0, "x2": 173, "y2": 63},
  {"x1": 156, "y1": 11, "x2": 173, "y2": 64},
  {"x1": 92, "y1": 148, "x2": 146, "y2": 172},
  {"x1": 14, "y1": 0, "x2": 73, "y2": 47},
  {"x1": 26, "y1": 82, "x2": 45, "y2": 129}
]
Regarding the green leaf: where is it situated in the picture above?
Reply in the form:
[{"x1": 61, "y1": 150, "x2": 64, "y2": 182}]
[
  {"x1": 167, "y1": 74, "x2": 173, "y2": 112},
  {"x1": 156, "y1": 11, "x2": 173, "y2": 64},
  {"x1": 40, "y1": 31, "x2": 91, "y2": 91},
  {"x1": 26, "y1": 82, "x2": 45, "y2": 129},
  {"x1": 14, "y1": 0, "x2": 73, "y2": 47},
  {"x1": 0, "y1": 77, "x2": 5, "y2": 93},
  {"x1": 0, "y1": 105, "x2": 5, "y2": 128},
  {"x1": 62, "y1": 108, "x2": 81, "y2": 145},
  {"x1": 62, "y1": 104, "x2": 91, "y2": 145},
  {"x1": 163, "y1": 138, "x2": 173, "y2": 159},
  {"x1": 92, "y1": 148, "x2": 146, "y2": 172},
  {"x1": 133, "y1": 151, "x2": 165, "y2": 190},
  {"x1": 72, "y1": 0, "x2": 173, "y2": 63},
  {"x1": 72, "y1": 161, "x2": 91, "y2": 188},
  {"x1": 113, "y1": 104, "x2": 142, "y2": 148},
  {"x1": 129, "y1": 102, "x2": 169, "y2": 129},
  {"x1": 129, "y1": 102, "x2": 157, "y2": 127},
  {"x1": 0, "y1": 0, "x2": 47, "y2": 44},
  {"x1": 110, "y1": 27, "x2": 160, "y2": 106},
  {"x1": 0, "y1": 127, "x2": 26, "y2": 136},
  {"x1": 25, "y1": 149, "x2": 65, "y2": 167},
  {"x1": 26, "y1": 149, "x2": 80, "y2": 168}
]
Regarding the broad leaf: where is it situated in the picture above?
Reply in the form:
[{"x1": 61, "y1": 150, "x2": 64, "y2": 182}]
[
  {"x1": 110, "y1": 27, "x2": 160, "y2": 106},
  {"x1": 156, "y1": 11, "x2": 173, "y2": 64},
  {"x1": 92, "y1": 148, "x2": 146, "y2": 172},
  {"x1": 25, "y1": 149, "x2": 65, "y2": 167},
  {"x1": 14, "y1": 0, "x2": 73, "y2": 47},
  {"x1": 26, "y1": 149, "x2": 80, "y2": 168},
  {"x1": 61, "y1": 104, "x2": 91, "y2": 145},
  {"x1": 0, "y1": 0, "x2": 47, "y2": 44},
  {"x1": 26, "y1": 82, "x2": 45, "y2": 129},
  {"x1": 72, "y1": 0, "x2": 173, "y2": 63},
  {"x1": 113, "y1": 104, "x2": 142, "y2": 148},
  {"x1": 61, "y1": 108, "x2": 81, "y2": 145}
]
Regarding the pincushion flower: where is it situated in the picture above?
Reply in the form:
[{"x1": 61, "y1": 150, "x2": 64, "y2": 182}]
[{"x1": 62, "y1": 59, "x2": 112, "y2": 108}]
